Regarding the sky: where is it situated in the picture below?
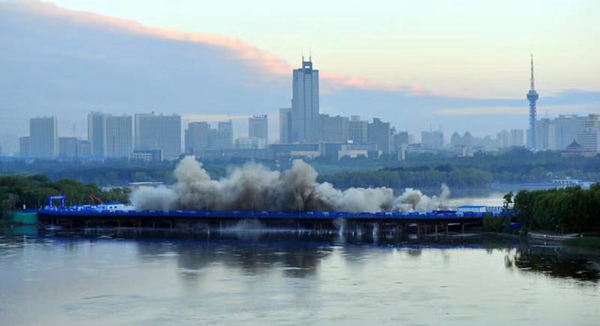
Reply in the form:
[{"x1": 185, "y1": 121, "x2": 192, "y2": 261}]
[
  {"x1": 0, "y1": 0, "x2": 599, "y2": 152},
  {"x1": 40, "y1": 0, "x2": 600, "y2": 98}
]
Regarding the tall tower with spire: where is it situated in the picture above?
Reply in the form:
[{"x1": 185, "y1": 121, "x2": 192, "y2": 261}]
[
  {"x1": 527, "y1": 54, "x2": 539, "y2": 150},
  {"x1": 291, "y1": 56, "x2": 320, "y2": 143}
]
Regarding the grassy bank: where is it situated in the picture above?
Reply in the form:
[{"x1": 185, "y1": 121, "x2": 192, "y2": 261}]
[{"x1": 563, "y1": 237, "x2": 600, "y2": 252}]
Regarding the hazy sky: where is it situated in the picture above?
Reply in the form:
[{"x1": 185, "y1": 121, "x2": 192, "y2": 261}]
[
  {"x1": 41, "y1": 0, "x2": 600, "y2": 98},
  {"x1": 0, "y1": 0, "x2": 599, "y2": 152}
]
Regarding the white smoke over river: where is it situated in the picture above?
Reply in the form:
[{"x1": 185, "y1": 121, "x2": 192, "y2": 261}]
[{"x1": 131, "y1": 156, "x2": 450, "y2": 213}]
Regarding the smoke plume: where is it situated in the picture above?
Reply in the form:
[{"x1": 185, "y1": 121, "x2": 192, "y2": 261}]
[{"x1": 131, "y1": 156, "x2": 450, "y2": 213}]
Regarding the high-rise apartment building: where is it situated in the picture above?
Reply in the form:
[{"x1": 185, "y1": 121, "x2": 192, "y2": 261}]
[
  {"x1": 291, "y1": 58, "x2": 319, "y2": 143},
  {"x1": 279, "y1": 108, "x2": 292, "y2": 143},
  {"x1": 536, "y1": 119, "x2": 556, "y2": 150},
  {"x1": 106, "y1": 115, "x2": 132, "y2": 158},
  {"x1": 134, "y1": 113, "x2": 181, "y2": 160},
  {"x1": 368, "y1": 118, "x2": 392, "y2": 154},
  {"x1": 88, "y1": 112, "x2": 106, "y2": 157},
  {"x1": 29, "y1": 116, "x2": 58, "y2": 158},
  {"x1": 554, "y1": 115, "x2": 590, "y2": 150},
  {"x1": 349, "y1": 116, "x2": 368, "y2": 144},
  {"x1": 577, "y1": 114, "x2": 600, "y2": 153},
  {"x1": 249, "y1": 115, "x2": 268, "y2": 148}
]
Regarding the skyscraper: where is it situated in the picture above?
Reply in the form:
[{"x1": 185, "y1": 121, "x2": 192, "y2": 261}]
[
  {"x1": 134, "y1": 113, "x2": 181, "y2": 160},
  {"x1": 29, "y1": 116, "x2": 58, "y2": 158},
  {"x1": 527, "y1": 54, "x2": 539, "y2": 150},
  {"x1": 291, "y1": 58, "x2": 319, "y2": 143}
]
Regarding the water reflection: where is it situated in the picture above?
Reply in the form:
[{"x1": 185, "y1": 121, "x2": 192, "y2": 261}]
[{"x1": 506, "y1": 244, "x2": 600, "y2": 283}]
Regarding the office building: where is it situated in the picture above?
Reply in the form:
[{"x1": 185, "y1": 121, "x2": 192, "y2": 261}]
[
  {"x1": 291, "y1": 58, "x2": 319, "y2": 142},
  {"x1": 134, "y1": 113, "x2": 181, "y2": 160},
  {"x1": 29, "y1": 116, "x2": 58, "y2": 158}
]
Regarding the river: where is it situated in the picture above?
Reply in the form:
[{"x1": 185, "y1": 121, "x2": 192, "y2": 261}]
[{"x1": 0, "y1": 233, "x2": 598, "y2": 326}]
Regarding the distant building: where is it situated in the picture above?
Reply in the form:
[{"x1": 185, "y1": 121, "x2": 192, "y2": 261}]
[
  {"x1": 59, "y1": 137, "x2": 80, "y2": 158},
  {"x1": 421, "y1": 130, "x2": 443, "y2": 150},
  {"x1": 29, "y1": 116, "x2": 58, "y2": 158},
  {"x1": 279, "y1": 108, "x2": 292, "y2": 144},
  {"x1": 561, "y1": 140, "x2": 596, "y2": 158},
  {"x1": 393, "y1": 131, "x2": 409, "y2": 152},
  {"x1": 291, "y1": 58, "x2": 319, "y2": 142},
  {"x1": 368, "y1": 118, "x2": 392, "y2": 154},
  {"x1": 554, "y1": 115, "x2": 590, "y2": 150},
  {"x1": 213, "y1": 120, "x2": 233, "y2": 149},
  {"x1": 19, "y1": 136, "x2": 30, "y2": 157},
  {"x1": 536, "y1": 119, "x2": 556, "y2": 150},
  {"x1": 463, "y1": 132, "x2": 473, "y2": 148},
  {"x1": 249, "y1": 115, "x2": 268, "y2": 148},
  {"x1": 88, "y1": 112, "x2": 107, "y2": 157},
  {"x1": 105, "y1": 115, "x2": 132, "y2": 158},
  {"x1": 134, "y1": 113, "x2": 181, "y2": 160},
  {"x1": 576, "y1": 114, "x2": 600, "y2": 153},
  {"x1": 349, "y1": 115, "x2": 368, "y2": 144},
  {"x1": 131, "y1": 149, "x2": 163, "y2": 162},
  {"x1": 450, "y1": 132, "x2": 463, "y2": 147},
  {"x1": 510, "y1": 129, "x2": 524, "y2": 147},
  {"x1": 319, "y1": 114, "x2": 349, "y2": 143},
  {"x1": 185, "y1": 122, "x2": 210, "y2": 154}
]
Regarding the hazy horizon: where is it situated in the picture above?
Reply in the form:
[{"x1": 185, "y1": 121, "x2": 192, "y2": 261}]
[{"x1": 1, "y1": 0, "x2": 599, "y2": 149}]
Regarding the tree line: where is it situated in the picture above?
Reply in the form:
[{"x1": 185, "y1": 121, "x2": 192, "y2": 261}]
[
  {"x1": 513, "y1": 183, "x2": 600, "y2": 233},
  {"x1": 0, "y1": 175, "x2": 131, "y2": 218},
  {"x1": 317, "y1": 166, "x2": 493, "y2": 189}
]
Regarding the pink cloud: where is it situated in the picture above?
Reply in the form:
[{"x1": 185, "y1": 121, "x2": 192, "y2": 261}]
[{"x1": 14, "y1": 1, "x2": 425, "y2": 94}]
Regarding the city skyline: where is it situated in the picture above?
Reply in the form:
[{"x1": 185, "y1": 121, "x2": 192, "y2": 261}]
[{"x1": 1, "y1": 1, "x2": 599, "y2": 149}]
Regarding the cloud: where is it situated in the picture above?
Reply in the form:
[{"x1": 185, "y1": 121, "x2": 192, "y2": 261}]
[{"x1": 7, "y1": 0, "x2": 426, "y2": 94}]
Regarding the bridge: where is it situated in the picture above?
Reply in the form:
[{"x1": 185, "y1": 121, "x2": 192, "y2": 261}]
[{"x1": 36, "y1": 208, "x2": 516, "y2": 235}]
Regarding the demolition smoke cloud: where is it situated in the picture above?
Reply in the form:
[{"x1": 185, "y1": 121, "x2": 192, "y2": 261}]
[{"x1": 131, "y1": 156, "x2": 450, "y2": 213}]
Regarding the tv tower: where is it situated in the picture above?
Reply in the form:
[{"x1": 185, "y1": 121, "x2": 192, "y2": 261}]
[{"x1": 527, "y1": 54, "x2": 539, "y2": 150}]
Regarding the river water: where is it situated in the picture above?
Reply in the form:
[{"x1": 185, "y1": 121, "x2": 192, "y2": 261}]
[{"x1": 0, "y1": 233, "x2": 598, "y2": 326}]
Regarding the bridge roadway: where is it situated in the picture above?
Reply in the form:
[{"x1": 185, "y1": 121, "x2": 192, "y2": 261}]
[{"x1": 36, "y1": 209, "x2": 515, "y2": 233}]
